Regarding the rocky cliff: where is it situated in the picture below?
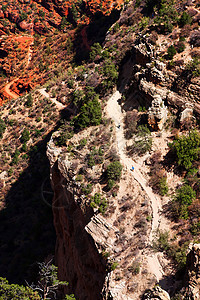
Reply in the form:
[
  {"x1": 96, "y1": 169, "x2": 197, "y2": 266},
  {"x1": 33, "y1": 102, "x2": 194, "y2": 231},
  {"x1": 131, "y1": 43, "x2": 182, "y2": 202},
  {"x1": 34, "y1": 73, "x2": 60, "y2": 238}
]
[{"x1": 46, "y1": 119, "x2": 154, "y2": 299}]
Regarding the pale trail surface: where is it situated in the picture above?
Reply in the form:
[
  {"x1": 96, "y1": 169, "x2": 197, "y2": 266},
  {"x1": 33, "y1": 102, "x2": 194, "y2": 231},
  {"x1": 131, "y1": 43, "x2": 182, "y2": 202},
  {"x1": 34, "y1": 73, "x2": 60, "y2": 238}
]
[
  {"x1": 39, "y1": 88, "x2": 65, "y2": 110},
  {"x1": 4, "y1": 78, "x2": 19, "y2": 100},
  {"x1": 107, "y1": 90, "x2": 165, "y2": 281}
]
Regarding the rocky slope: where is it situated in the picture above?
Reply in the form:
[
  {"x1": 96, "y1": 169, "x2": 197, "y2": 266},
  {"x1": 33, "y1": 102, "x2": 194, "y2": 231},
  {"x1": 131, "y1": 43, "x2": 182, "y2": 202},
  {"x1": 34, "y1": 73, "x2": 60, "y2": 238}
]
[{"x1": 0, "y1": 0, "x2": 200, "y2": 299}]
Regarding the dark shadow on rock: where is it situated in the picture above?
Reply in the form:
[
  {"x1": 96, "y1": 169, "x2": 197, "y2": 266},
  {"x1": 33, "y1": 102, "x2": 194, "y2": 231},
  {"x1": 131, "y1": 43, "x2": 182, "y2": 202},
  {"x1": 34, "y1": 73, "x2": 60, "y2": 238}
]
[
  {"x1": 158, "y1": 274, "x2": 180, "y2": 297},
  {"x1": 74, "y1": 10, "x2": 120, "y2": 64},
  {"x1": 0, "y1": 128, "x2": 60, "y2": 285}
]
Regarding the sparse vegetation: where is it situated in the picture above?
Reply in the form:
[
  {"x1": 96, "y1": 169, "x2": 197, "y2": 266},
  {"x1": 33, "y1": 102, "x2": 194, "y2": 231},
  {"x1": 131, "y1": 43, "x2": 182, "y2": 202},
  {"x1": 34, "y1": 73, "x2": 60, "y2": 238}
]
[
  {"x1": 167, "y1": 45, "x2": 176, "y2": 59},
  {"x1": 0, "y1": 118, "x2": 6, "y2": 138}
]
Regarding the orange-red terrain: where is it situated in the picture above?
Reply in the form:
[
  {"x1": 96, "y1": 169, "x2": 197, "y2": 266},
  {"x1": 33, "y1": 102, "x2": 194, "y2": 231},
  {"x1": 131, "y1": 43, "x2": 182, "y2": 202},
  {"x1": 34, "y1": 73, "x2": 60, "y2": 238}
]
[{"x1": 0, "y1": 0, "x2": 124, "y2": 103}]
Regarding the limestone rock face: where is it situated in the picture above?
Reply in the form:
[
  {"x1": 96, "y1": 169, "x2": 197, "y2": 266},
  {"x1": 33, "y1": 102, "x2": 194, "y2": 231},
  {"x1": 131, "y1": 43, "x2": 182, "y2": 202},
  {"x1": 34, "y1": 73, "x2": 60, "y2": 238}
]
[
  {"x1": 183, "y1": 244, "x2": 200, "y2": 300},
  {"x1": 180, "y1": 104, "x2": 195, "y2": 126},
  {"x1": 142, "y1": 286, "x2": 170, "y2": 300},
  {"x1": 50, "y1": 161, "x2": 106, "y2": 300},
  {"x1": 148, "y1": 95, "x2": 168, "y2": 130}
]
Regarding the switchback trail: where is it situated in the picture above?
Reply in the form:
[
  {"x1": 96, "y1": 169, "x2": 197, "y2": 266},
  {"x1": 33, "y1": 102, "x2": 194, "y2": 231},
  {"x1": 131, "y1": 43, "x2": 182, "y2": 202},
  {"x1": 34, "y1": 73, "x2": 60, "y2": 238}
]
[
  {"x1": 4, "y1": 78, "x2": 19, "y2": 100},
  {"x1": 107, "y1": 90, "x2": 165, "y2": 281},
  {"x1": 39, "y1": 88, "x2": 65, "y2": 110}
]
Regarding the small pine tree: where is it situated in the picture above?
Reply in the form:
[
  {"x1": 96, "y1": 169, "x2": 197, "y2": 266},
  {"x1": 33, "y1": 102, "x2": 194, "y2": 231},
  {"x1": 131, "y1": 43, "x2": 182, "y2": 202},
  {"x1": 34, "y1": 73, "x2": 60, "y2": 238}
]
[{"x1": 167, "y1": 45, "x2": 176, "y2": 59}]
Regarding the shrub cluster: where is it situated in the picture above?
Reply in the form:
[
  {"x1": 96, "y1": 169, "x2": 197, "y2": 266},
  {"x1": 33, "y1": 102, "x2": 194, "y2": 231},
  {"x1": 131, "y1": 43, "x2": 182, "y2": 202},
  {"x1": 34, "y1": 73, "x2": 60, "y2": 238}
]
[
  {"x1": 106, "y1": 161, "x2": 123, "y2": 191},
  {"x1": 0, "y1": 118, "x2": 6, "y2": 138},
  {"x1": 169, "y1": 130, "x2": 200, "y2": 170},
  {"x1": 149, "y1": 151, "x2": 168, "y2": 196},
  {"x1": 172, "y1": 184, "x2": 196, "y2": 219},
  {"x1": 90, "y1": 193, "x2": 108, "y2": 214}
]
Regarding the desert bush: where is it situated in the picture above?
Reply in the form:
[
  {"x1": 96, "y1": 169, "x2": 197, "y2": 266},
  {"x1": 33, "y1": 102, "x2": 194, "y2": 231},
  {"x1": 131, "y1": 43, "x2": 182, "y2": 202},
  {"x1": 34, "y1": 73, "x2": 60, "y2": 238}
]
[
  {"x1": 184, "y1": 58, "x2": 200, "y2": 78},
  {"x1": 90, "y1": 193, "x2": 108, "y2": 214},
  {"x1": 128, "y1": 260, "x2": 140, "y2": 275},
  {"x1": 78, "y1": 138, "x2": 87, "y2": 149},
  {"x1": 106, "y1": 161, "x2": 123, "y2": 182},
  {"x1": 180, "y1": 24, "x2": 191, "y2": 38},
  {"x1": 73, "y1": 96, "x2": 102, "y2": 129},
  {"x1": 0, "y1": 118, "x2": 6, "y2": 138},
  {"x1": 127, "y1": 137, "x2": 152, "y2": 156},
  {"x1": 21, "y1": 128, "x2": 30, "y2": 143},
  {"x1": 167, "y1": 45, "x2": 176, "y2": 59},
  {"x1": 0, "y1": 277, "x2": 40, "y2": 299},
  {"x1": 25, "y1": 94, "x2": 33, "y2": 107},
  {"x1": 179, "y1": 12, "x2": 192, "y2": 27},
  {"x1": 148, "y1": 31, "x2": 158, "y2": 45},
  {"x1": 153, "y1": 230, "x2": 188, "y2": 270},
  {"x1": 175, "y1": 41, "x2": 185, "y2": 53},
  {"x1": 169, "y1": 130, "x2": 200, "y2": 170},
  {"x1": 172, "y1": 184, "x2": 196, "y2": 219},
  {"x1": 124, "y1": 110, "x2": 139, "y2": 139}
]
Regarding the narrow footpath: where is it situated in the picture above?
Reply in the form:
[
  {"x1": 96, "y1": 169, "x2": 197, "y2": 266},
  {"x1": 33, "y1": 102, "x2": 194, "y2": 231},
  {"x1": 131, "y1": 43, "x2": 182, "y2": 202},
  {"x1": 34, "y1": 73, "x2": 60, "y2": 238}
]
[
  {"x1": 39, "y1": 88, "x2": 65, "y2": 110},
  {"x1": 107, "y1": 90, "x2": 165, "y2": 281}
]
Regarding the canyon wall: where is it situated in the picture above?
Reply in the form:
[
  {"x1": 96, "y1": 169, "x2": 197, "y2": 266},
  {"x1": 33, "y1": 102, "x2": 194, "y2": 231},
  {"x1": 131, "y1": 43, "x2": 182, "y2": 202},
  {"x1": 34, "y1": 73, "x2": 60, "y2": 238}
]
[{"x1": 47, "y1": 148, "x2": 107, "y2": 299}]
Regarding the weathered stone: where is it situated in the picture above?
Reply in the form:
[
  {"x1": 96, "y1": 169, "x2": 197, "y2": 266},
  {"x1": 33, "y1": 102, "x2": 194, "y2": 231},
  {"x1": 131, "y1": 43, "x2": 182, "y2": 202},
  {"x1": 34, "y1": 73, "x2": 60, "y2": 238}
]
[
  {"x1": 180, "y1": 104, "x2": 195, "y2": 125},
  {"x1": 183, "y1": 244, "x2": 200, "y2": 300},
  {"x1": 142, "y1": 285, "x2": 170, "y2": 299},
  {"x1": 148, "y1": 95, "x2": 168, "y2": 130}
]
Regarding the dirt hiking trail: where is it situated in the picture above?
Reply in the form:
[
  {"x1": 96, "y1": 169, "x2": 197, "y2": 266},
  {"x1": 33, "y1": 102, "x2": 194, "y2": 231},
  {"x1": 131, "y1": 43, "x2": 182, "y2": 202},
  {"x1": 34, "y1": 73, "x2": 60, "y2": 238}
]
[
  {"x1": 39, "y1": 88, "x2": 65, "y2": 110},
  {"x1": 107, "y1": 90, "x2": 167, "y2": 281}
]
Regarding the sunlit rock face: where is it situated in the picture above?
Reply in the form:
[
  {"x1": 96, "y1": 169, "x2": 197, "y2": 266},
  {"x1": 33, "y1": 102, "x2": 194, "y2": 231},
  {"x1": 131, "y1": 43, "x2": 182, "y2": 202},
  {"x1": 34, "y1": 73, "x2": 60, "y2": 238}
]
[{"x1": 148, "y1": 95, "x2": 168, "y2": 131}]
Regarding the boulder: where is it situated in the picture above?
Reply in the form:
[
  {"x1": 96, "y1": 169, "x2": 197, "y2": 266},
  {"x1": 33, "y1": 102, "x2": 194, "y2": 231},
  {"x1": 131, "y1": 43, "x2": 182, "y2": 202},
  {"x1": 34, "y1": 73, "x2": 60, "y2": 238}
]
[{"x1": 142, "y1": 285, "x2": 170, "y2": 299}]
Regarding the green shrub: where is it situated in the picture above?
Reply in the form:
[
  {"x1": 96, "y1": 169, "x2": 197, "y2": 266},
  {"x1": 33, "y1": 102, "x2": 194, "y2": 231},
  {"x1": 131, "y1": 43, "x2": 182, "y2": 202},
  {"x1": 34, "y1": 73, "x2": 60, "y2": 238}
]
[
  {"x1": 153, "y1": 229, "x2": 170, "y2": 252},
  {"x1": 179, "y1": 12, "x2": 192, "y2": 27},
  {"x1": 90, "y1": 43, "x2": 102, "y2": 61},
  {"x1": 110, "y1": 261, "x2": 118, "y2": 271},
  {"x1": 167, "y1": 45, "x2": 176, "y2": 59},
  {"x1": 76, "y1": 174, "x2": 83, "y2": 182},
  {"x1": 107, "y1": 179, "x2": 115, "y2": 190},
  {"x1": 73, "y1": 96, "x2": 102, "y2": 129},
  {"x1": 25, "y1": 94, "x2": 33, "y2": 107},
  {"x1": 11, "y1": 149, "x2": 20, "y2": 165},
  {"x1": 0, "y1": 118, "x2": 6, "y2": 138},
  {"x1": 21, "y1": 128, "x2": 30, "y2": 143},
  {"x1": 107, "y1": 161, "x2": 123, "y2": 182},
  {"x1": 0, "y1": 277, "x2": 40, "y2": 299},
  {"x1": 128, "y1": 261, "x2": 140, "y2": 275},
  {"x1": 176, "y1": 41, "x2": 185, "y2": 53},
  {"x1": 90, "y1": 193, "x2": 108, "y2": 214},
  {"x1": 173, "y1": 184, "x2": 196, "y2": 219},
  {"x1": 159, "y1": 177, "x2": 168, "y2": 196},
  {"x1": 78, "y1": 138, "x2": 87, "y2": 149},
  {"x1": 21, "y1": 142, "x2": 27, "y2": 152},
  {"x1": 169, "y1": 131, "x2": 200, "y2": 170},
  {"x1": 81, "y1": 183, "x2": 92, "y2": 195}
]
